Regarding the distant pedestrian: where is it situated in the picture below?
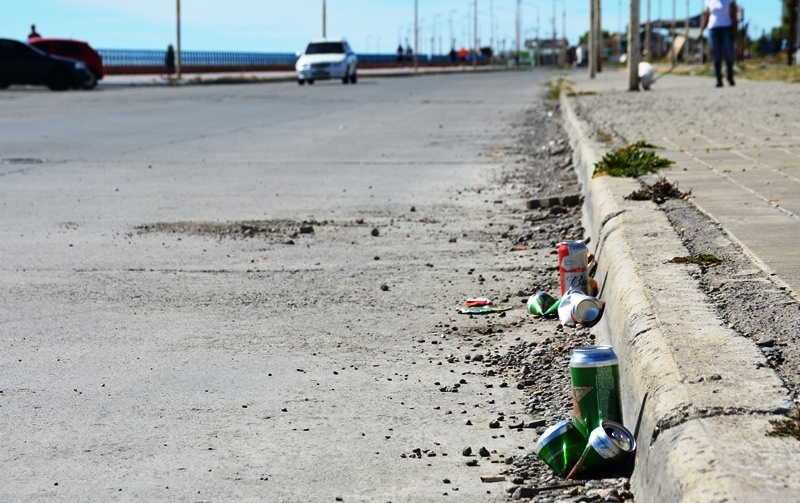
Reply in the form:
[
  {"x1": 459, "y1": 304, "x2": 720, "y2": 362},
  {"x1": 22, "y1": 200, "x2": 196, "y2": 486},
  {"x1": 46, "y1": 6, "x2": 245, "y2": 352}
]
[
  {"x1": 698, "y1": 0, "x2": 737, "y2": 87},
  {"x1": 396, "y1": 44, "x2": 403, "y2": 63},
  {"x1": 405, "y1": 44, "x2": 413, "y2": 62},
  {"x1": 448, "y1": 48, "x2": 457, "y2": 63},
  {"x1": 458, "y1": 46, "x2": 467, "y2": 62},
  {"x1": 28, "y1": 24, "x2": 40, "y2": 40},
  {"x1": 165, "y1": 44, "x2": 176, "y2": 76}
]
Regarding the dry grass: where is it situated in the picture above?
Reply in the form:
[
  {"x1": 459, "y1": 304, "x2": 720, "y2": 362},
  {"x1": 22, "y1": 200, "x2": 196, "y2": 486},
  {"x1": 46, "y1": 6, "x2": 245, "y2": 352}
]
[{"x1": 668, "y1": 58, "x2": 800, "y2": 83}]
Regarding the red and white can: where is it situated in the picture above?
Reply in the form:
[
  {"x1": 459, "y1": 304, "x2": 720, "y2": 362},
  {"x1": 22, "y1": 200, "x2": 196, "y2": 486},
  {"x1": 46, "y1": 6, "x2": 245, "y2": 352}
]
[{"x1": 558, "y1": 240, "x2": 590, "y2": 295}]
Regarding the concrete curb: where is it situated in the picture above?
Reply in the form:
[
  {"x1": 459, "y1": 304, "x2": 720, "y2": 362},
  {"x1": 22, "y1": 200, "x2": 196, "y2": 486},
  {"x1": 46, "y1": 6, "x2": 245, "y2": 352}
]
[{"x1": 560, "y1": 92, "x2": 800, "y2": 502}]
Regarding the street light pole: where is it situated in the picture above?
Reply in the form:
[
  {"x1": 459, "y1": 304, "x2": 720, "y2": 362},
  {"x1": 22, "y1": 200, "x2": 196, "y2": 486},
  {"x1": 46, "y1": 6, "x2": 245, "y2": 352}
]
[
  {"x1": 628, "y1": 0, "x2": 641, "y2": 90},
  {"x1": 473, "y1": 0, "x2": 478, "y2": 69},
  {"x1": 449, "y1": 9, "x2": 457, "y2": 50},
  {"x1": 414, "y1": 0, "x2": 419, "y2": 71},
  {"x1": 552, "y1": 0, "x2": 557, "y2": 66},
  {"x1": 562, "y1": 1, "x2": 566, "y2": 67},
  {"x1": 516, "y1": 0, "x2": 521, "y2": 64},
  {"x1": 590, "y1": 0, "x2": 595, "y2": 77},
  {"x1": 646, "y1": 0, "x2": 651, "y2": 61},
  {"x1": 323, "y1": 0, "x2": 327, "y2": 38},
  {"x1": 176, "y1": 0, "x2": 181, "y2": 79}
]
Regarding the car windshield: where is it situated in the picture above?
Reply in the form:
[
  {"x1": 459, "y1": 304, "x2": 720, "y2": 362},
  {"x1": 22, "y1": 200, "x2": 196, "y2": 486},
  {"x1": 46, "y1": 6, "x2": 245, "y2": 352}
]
[{"x1": 305, "y1": 42, "x2": 345, "y2": 55}]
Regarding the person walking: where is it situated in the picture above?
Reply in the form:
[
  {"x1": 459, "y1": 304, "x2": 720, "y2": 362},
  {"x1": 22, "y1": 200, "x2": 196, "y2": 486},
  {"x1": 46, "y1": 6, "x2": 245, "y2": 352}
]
[
  {"x1": 698, "y1": 0, "x2": 738, "y2": 87},
  {"x1": 28, "y1": 24, "x2": 41, "y2": 40}
]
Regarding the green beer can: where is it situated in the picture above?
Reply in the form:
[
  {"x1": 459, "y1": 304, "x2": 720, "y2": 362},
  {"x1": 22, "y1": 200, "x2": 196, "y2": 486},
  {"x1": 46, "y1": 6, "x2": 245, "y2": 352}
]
[
  {"x1": 566, "y1": 421, "x2": 636, "y2": 479},
  {"x1": 570, "y1": 345, "x2": 623, "y2": 437},
  {"x1": 527, "y1": 292, "x2": 558, "y2": 316},
  {"x1": 533, "y1": 419, "x2": 587, "y2": 478}
]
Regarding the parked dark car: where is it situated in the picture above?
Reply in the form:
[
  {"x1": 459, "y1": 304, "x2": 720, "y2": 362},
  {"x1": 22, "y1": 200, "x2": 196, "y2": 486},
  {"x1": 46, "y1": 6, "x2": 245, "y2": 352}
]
[
  {"x1": 29, "y1": 37, "x2": 104, "y2": 89},
  {"x1": 0, "y1": 38, "x2": 92, "y2": 91}
]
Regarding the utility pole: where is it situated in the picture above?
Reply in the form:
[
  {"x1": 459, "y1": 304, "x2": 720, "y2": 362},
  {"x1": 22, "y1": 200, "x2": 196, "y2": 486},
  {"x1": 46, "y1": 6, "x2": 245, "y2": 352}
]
[
  {"x1": 790, "y1": 0, "x2": 798, "y2": 65},
  {"x1": 516, "y1": 0, "x2": 521, "y2": 64},
  {"x1": 657, "y1": 0, "x2": 662, "y2": 58},
  {"x1": 449, "y1": 10, "x2": 456, "y2": 50},
  {"x1": 589, "y1": 0, "x2": 596, "y2": 77},
  {"x1": 176, "y1": 0, "x2": 181, "y2": 79},
  {"x1": 490, "y1": 0, "x2": 494, "y2": 59},
  {"x1": 628, "y1": 0, "x2": 640, "y2": 90},
  {"x1": 671, "y1": 0, "x2": 676, "y2": 64},
  {"x1": 323, "y1": 0, "x2": 327, "y2": 38},
  {"x1": 562, "y1": 3, "x2": 566, "y2": 67},
  {"x1": 683, "y1": 0, "x2": 689, "y2": 62},
  {"x1": 414, "y1": 0, "x2": 419, "y2": 71},
  {"x1": 646, "y1": 0, "x2": 651, "y2": 61},
  {"x1": 473, "y1": 0, "x2": 478, "y2": 69},
  {"x1": 596, "y1": 0, "x2": 602, "y2": 72},
  {"x1": 552, "y1": 0, "x2": 557, "y2": 66}
]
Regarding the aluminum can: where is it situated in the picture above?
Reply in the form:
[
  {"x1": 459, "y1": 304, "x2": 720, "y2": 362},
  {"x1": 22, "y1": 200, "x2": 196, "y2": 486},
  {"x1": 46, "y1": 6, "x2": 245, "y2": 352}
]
[
  {"x1": 533, "y1": 419, "x2": 588, "y2": 478},
  {"x1": 558, "y1": 240, "x2": 589, "y2": 295},
  {"x1": 527, "y1": 292, "x2": 557, "y2": 316},
  {"x1": 557, "y1": 291, "x2": 605, "y2": 327},
  {"x1": 570, "y1": 346, "x2": 623, "y2": 437},
  {"x1": 566, "y1": 421, "x2": 636, "y2": 479}
]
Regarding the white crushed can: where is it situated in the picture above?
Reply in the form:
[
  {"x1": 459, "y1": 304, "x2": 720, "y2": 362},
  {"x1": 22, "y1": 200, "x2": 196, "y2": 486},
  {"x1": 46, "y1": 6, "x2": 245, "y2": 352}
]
[{"x1": 558, "y1": 291, "x2": 605, "y2": 327}]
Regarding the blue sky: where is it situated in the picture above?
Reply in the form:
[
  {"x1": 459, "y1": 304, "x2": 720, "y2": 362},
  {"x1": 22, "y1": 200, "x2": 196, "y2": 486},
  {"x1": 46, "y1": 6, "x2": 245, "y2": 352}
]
[{"x1": 1, "y1": 1, "x2": 784, "y2": 53}]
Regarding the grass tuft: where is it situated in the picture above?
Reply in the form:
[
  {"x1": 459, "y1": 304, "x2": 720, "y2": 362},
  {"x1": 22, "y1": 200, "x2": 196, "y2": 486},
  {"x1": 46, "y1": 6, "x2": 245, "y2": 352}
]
[
  {"x1": 594, "y1": 141, "x2": 674, "y2": 178},
  {"x1": 545, "y1": 75, "x2": 574, "y2": 100}
]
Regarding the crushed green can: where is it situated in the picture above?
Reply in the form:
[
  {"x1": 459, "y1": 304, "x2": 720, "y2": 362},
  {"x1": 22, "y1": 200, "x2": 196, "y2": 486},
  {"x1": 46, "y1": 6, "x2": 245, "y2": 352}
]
[
  {"x1": 566, "y1": 421, "x2": 636, "y2": 479},
  {"x1": 533, "y1": 419, "x2": 587, "y2": 478},
  {"x1": 527, "y1": 292, "x2": 559, "y2": 316}
]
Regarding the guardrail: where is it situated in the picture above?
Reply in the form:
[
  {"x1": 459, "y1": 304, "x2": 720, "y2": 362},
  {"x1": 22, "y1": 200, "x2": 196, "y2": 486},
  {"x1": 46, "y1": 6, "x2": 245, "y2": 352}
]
[{"x1": 97, "y1": 48, "x2": 489, "y2": 74}]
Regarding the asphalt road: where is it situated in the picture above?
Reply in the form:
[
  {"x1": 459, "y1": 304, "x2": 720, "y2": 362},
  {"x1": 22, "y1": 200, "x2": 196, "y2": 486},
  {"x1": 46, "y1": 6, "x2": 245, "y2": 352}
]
[{"x1": 1, "y1": 71, "x2": 559, "y2": 501}]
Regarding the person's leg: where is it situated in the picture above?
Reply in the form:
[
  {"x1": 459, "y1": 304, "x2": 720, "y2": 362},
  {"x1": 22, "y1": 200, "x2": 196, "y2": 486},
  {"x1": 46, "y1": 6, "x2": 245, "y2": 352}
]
[
  {"x1": 710, "y1": 28, "x2": 724, "y2": 86},
  {"x1": 721, "y1": 26, "x2": 736, "y2": 85}
]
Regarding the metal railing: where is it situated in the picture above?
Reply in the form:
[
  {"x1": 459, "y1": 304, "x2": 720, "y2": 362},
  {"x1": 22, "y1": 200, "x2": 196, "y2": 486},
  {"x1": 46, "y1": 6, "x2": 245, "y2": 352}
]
[
  {"x1": 98, "y1": 49, "x2": 298, "y2": 67},
  {"x1": 97, "y1": 48, "x2": 490, "y2": 74}
]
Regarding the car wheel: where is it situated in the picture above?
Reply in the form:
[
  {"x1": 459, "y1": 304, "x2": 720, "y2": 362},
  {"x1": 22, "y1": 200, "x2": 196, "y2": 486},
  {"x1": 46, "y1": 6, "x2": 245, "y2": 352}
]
[
  {"x1": 308, "y1": 79, "x2": 314, "y2": 85},
  {"x1": 342, "y1": 71, "x2": 349, "y2": 84},
  {"x1": 350, "y1": 71, "x2": 357, "y2": 84},
  {"x1": 81, "y1": 72, "x2": 98, "y2": 90},
  {"x1": 298, "y1": 79, "x2": 305, "y2": 85},
  {"x1": 0, "y1": 81, "x2": 9, "y2": 90},
  {"x1": 47, "y1": 70, "x2": 71, "y2": 91}
]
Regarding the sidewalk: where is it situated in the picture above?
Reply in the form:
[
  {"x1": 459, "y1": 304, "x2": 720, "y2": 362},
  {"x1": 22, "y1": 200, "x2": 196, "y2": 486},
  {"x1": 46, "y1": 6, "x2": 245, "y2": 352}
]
[{"x1": 561, "y1": 68, "x2": 800, "y2": 501}]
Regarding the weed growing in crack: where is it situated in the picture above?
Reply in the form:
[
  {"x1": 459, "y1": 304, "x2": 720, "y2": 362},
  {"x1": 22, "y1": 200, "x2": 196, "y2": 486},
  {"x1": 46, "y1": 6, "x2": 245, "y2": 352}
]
[
  {"x1": 768, "y1": 409, "x2": 800, "y2": 440},
  {"x1": 669, "y1": 254, "x2": 723, "y2": 269},
  {"x1": 545, "y1": 75, "x2": 574, "y2": 100},
  {"x1": 594, "y1": 141, "x2": 674, "y2": 178},
  {"x1": 626, "y1": 177, "x2": 691, "y2": 204}
]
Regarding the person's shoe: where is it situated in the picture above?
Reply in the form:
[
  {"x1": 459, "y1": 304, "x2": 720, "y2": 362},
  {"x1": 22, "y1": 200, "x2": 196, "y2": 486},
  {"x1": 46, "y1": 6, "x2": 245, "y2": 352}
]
[
  {"x1": 728, "y1": 76, "x2": 735, "y2": 86},
  {"x1": 716, "y1": 81, "x2": 723, "y2": 88}
]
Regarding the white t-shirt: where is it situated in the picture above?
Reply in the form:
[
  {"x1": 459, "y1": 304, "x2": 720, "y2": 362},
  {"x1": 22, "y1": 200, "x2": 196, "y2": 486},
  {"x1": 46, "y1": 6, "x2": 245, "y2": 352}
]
[{"x1": 706, "y1": 0, "x2": 735, "y2": 29}]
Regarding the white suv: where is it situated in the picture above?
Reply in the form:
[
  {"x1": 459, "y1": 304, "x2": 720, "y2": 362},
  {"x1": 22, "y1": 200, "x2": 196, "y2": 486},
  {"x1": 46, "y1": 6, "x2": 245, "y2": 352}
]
[{"x1": 295, "y1": 39, "x2": 358, "y2": 85}]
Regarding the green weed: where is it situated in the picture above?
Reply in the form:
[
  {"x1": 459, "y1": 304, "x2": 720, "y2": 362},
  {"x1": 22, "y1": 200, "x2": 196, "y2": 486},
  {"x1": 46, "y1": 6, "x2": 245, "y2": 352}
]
[
  {"x1": 594, "y1": 141, "x2": 674, "y2": 178},
  {"x1": 669, "y1": 254, "x2": 723, "y2": 268},
  {"x1": 768, "y1": 409, "x2": 800, "y2": 441}
]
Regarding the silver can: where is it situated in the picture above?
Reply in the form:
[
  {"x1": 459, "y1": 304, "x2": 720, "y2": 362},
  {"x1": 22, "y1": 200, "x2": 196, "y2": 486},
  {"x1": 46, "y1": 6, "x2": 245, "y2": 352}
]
[{"x1": 557, "y1": 291, "x2": 605, "y2": 327}]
